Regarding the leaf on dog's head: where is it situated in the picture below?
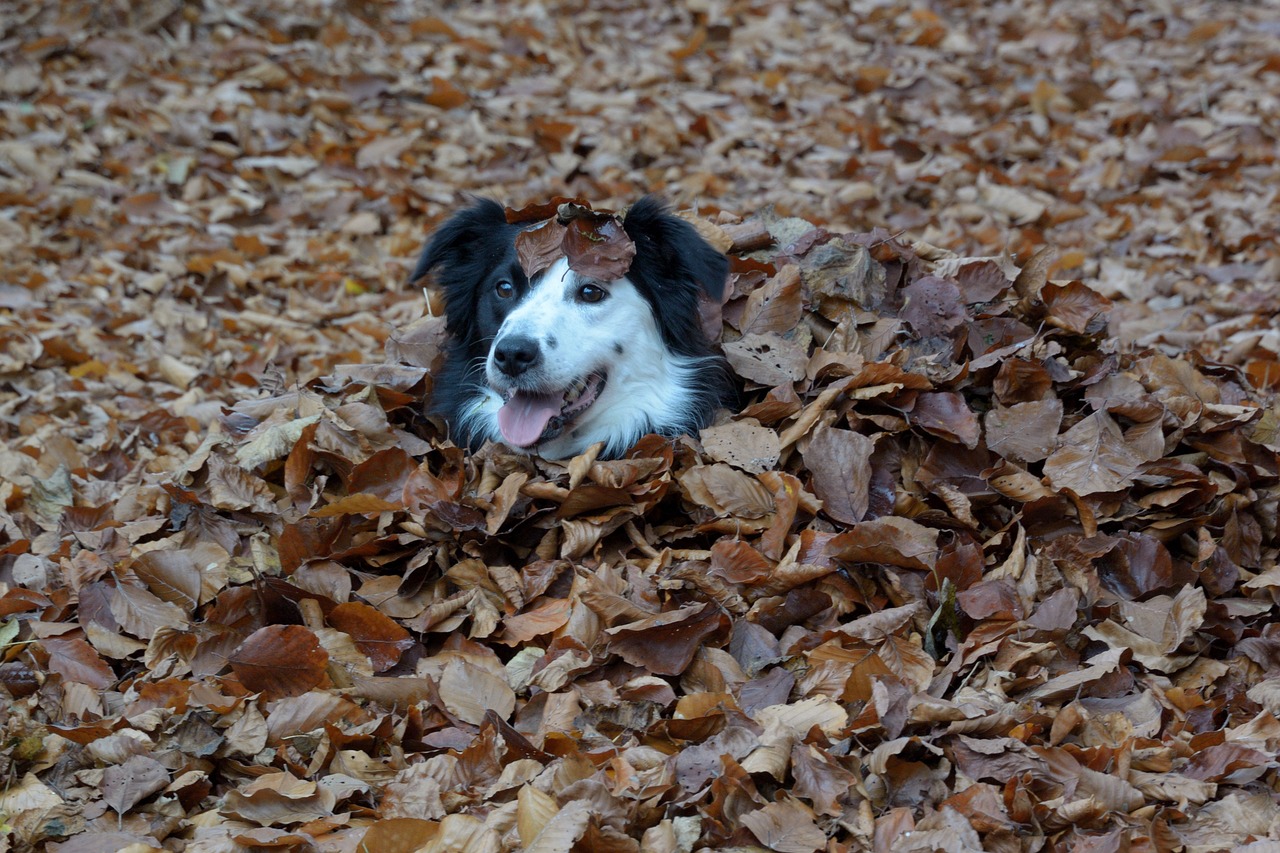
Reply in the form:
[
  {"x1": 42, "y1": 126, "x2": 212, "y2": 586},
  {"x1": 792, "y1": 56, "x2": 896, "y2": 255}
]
[
  {"x1": 505, "y1": 196, "x2": 593, "y2": 224},
  {"x1": 562, "y1": 212, "x2": 636, "y2": 281},
  {"x1": 515, "y1": 219, "x2": 568, "y2": 278}
]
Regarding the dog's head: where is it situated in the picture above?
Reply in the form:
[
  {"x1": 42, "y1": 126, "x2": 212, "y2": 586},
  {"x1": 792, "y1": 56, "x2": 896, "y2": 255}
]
[{"x1": 415, "y1": 196, "x2": 729, "y2": 456}]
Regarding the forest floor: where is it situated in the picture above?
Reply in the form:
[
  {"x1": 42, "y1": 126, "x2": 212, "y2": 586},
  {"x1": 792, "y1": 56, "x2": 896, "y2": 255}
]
[{"x1": 2, "y1": 1, "x2": 1280, "y2": 851}]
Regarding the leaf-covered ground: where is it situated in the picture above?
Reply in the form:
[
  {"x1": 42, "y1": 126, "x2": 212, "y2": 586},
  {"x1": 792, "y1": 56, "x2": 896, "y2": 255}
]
[{"x1": 2, "y1": 1, "x2": 1280, "y2": 851}]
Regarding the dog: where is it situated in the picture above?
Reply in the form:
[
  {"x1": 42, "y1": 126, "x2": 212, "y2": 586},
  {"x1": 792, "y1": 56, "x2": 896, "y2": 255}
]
[{"x1": 412, "y1": 196, "x2": 733, "y2": 460}]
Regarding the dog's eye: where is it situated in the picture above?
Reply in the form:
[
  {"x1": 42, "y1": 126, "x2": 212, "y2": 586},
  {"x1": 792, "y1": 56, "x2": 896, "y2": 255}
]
[
  {"x1": 577, "y1": 283, "x2": 606, "y2": 303},
  {"x1": 495, "y1": 281, "x2": 515, "y2": 299}
]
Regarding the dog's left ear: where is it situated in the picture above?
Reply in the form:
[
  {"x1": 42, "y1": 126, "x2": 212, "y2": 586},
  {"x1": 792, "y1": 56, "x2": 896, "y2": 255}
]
[
  {"x1": 623, "y1": 196, "x2": 729, "y2": 301},
  {"x1": 624, "y1": 196, "x2": 729, "y2": 355}
]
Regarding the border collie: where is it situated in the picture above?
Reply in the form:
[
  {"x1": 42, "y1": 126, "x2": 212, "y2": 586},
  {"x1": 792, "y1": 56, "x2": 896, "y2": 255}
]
[{"x1": 413, "y1": 197, "x2": 732, "y2": 460}]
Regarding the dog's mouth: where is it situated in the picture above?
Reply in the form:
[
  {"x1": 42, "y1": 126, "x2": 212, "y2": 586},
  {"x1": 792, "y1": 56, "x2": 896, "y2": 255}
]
[{"x1": 496, "y1": 373, "x2": 608, "y2": 448}]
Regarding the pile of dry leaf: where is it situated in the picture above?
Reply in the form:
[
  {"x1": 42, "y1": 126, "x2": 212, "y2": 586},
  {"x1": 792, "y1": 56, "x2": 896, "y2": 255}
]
[{"x1": 2, "y1": 1, "x2": 1280, "y2": 852}]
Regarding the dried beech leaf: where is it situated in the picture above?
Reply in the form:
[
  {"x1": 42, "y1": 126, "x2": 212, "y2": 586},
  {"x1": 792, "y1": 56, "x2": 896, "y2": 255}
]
[
  {"x1": 606, "y1": 602, "x2": 730, "y2": 676},
  {"x1": 827, "y1": 517, "x2": 939, "y2": 571},
  {"x1": 700, "y1": 419, "x2": 782, "y2": 474},
  {"x1": 1043, "y1": 411, "x2": 1145, "y2": 495},
  {"x1": 803, "y1": 427, "x2": 873, "y2": 524},
  {"x1": 723, "y1": 332, "x2": 808, "y2": 386},
  {"x1": 101, "y1": 755, "x2": 169, "y2": 817},
  {"x1": 985, "y1": 399, "x2": 1063, "y2": 463},
  {"x1": 41, "y1": 636, "x2": 116, "y2": 689},
  {"x1": 562, "y1": 213, "x2": 636, "y2": 281},
  {"x1": 437, "y1": 658, "x2": 516, "y2": 724},
  {"x1": 678, "y1": 463, "x2": 775, "y2": 519},
  {"x1": 515, "y1": 219, "x2": 568, "y2": 279},
  {"x1": 229, "y1": 625, "x2": 329, "y2": 701},
  {"x1": 327, "y1": 601, "x2": 414, "y2": 672}
]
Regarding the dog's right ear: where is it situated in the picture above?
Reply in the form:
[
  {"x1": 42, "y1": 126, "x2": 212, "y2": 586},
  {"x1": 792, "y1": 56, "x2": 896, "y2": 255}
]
[{"x1": 409, "y1": 199, "x2": 508, "y2": 285}]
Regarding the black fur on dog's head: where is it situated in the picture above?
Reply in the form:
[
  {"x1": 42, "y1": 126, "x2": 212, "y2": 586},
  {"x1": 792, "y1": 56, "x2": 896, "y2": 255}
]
[
  {"x1": 410, "y1": 199, "x2": 527, "y2": 349},
  {"x1": 412, "y1": 195, "x2": 733, "y2": 458}
]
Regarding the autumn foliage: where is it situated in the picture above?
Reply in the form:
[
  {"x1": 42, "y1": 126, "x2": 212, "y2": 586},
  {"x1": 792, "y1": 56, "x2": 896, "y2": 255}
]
[{"x1": 3, "y1": 2, "x2": 1280, "y2": 853}]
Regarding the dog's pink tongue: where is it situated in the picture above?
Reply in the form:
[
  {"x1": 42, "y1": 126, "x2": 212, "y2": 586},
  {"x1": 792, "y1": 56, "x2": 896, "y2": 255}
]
[{"x1": 497, "y1": 391, "x2": 561, "y2": 447}]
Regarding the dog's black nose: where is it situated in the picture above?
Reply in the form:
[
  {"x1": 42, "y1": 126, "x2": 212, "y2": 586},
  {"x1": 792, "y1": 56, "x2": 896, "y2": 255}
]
[{"x1": 494, "y1": 336, "x2": 541, "y2": 377}]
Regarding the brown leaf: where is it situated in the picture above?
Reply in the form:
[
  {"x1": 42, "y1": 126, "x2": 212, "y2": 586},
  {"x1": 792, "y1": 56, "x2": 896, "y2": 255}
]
[
  {"x1": 562, "y1": 212, "x2": 636, "y2": 281},
  {"x1": 504, "y1": 196, "x2": 593, "y2": 224},
  {"x1": 499, "y1": 598, "x2": 572, "y2": 645},
  {"x1": 221, "y1": 772, "x2": 337, "y2": 825},
  {"x1": 424, "y1": 76, "x2": 467, "y2": 109},
  {"x1": 803, "y1": 427, "x2": 874, "y2": 525},
  {"x1": 111, "y1": 581, "x2": 188, "y2": 639},
  {"x1": 1013, "y1": 245, "x2": 1055, "y2": 301},
  {"x1": 740, "y1": 265, "x2": 803, "y2": 335},
  {"x1": 229, "y1": 625, "x2": 329, "y2": 700},
  {"x1": 606, "y1": 602, "x2": 730, "y2": 675},
  {"x1": 1043, "y1": 411, "x2": 1145, "y2": 495},
  {"x1": 901, "y1": 275, "x2": 966, "y2": 338},
  {"x1": 984, "y1": 399, "x2": 1063, "y2": 463},
  {"x1": 515, "y1": 218, "x2": 569, "y2": 278},
  {"x1": 357, "y1": 818, "x2": 443, "y2": 852},
  {"x1": 700, "y1": 419, "x2": 782, "y2": 474},
  {"x1": 42, "y1": 636, "x2": 115, "y2": 689},
  {"x1": 1182, "y1": 743, "x2": 1270, "y2": 782},
  {"x1": 437, "y1": 658, "x2": 515, "y2": 724},
  {"x1": 131, "y1": 549, "x2": 202, "y2": 610},
  {"x1": 993, "y1": 358, "x2": 1052, "y2": 404},
  {"x1": 723, "y1": 332, "x2": 808, "y2": 386},
  {"x1": 740, "y1": 797, "x2": 828, "y2": 853},
  {"x1": 327, "y1": 602, "x2": 414, "y2": 672},
  {"x1": 791, "y1": 744, "x2": 858, "y2": 817},
  {"x1": 954, "y1": 260, "x2": 1011, "y2": 302},
  {"x1": 678, "y1": 464, "x2": 775, "y2": 519},
  {"x1": 101, "y1": 755, "x2": 168, "y2": 816},
  {"x1": 1043, "y1": 280, "x2": 1112, "y2": 334},
  {"x1": 709, "y1": 539, "x2": 773, "y2": 585},
  {"x1": 827, "y1": 517, "x2": 939, "y2": 571},
  {"x1": 910, "y1": 392, "x2": 981, "y2": 448}
]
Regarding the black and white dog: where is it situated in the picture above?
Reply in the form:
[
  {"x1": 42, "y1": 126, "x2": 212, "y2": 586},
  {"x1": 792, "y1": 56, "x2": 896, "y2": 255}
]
[{"x1": 413, "y1": 197, "x2": 732, "y2": 460}]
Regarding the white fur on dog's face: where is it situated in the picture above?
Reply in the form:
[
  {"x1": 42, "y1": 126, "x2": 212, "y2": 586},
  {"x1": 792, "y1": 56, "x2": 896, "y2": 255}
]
[{"x1": 455, "y1": 257, "x2": 712, "y2": 459}]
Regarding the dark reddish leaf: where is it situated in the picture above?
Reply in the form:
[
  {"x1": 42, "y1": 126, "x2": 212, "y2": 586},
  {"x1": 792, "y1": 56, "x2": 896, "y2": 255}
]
[
  {"x1": 954, "y1": 260, "x2": 1011, "y2": 302},
  {"x1": 900, "y1": 275, "x2": 966, "y2": 338},
  {"x1": 514, "y1": 218, "x2": 568, "y2": 278},
  {"x1": 956, "y1": 579, "x2": 1023, "y2": 620},
  {"x1": 1182, "y1": 743, "x2": 1269, "y2": 781},
  {"x1": 993, "y1": 359, "x2": 1052, "y2": 404},
  {"x1": 1043, "y1": 280, "x2": 1112, "y2": 334},
  {"x1": 606, "y1": 602, "x2": 730, "y2": 675},
  {"x1": 910, "y1": 392, "x2": 981, "y2": 448},
  {"x1": 562, "y1": 211, "x2": 636, "y2": 281},
  {"x1": 229, "y1": 625, "x2": 328, "y2": 700},
  {"x1": 967, "y1": 317, "x2": 1034, "y2": 357},
  {"x1": 1089, "y1": 532, "x2": 1175, "y2": 600},
  {"x1": 327, "y1": 601, "x2": 414, "y2": 672},
  {"x1": 42, "y1": 636, "x2": 115, "y2": 689},
  {"x1": 504, "y1": 196, "x2": 593, "y2": 224}
]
